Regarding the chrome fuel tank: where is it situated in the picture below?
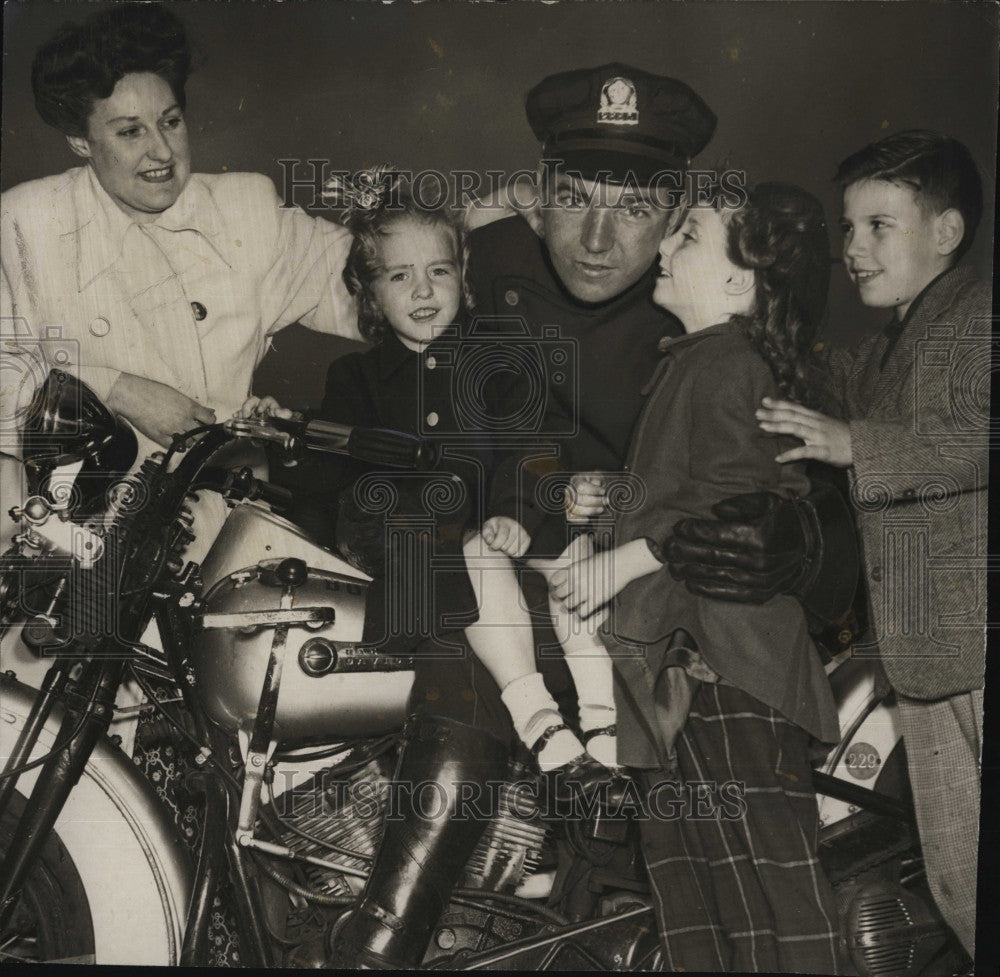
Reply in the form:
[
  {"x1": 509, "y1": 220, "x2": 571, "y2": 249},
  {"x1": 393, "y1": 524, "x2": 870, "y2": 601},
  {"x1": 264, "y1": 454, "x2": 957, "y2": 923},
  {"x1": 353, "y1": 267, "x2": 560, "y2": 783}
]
[
  {"x1": 199, "y1": 501, "x2": 366, "y2": 590},
  {"x1": 192, "y1": 503, "x2": 413, "y2": 744}
]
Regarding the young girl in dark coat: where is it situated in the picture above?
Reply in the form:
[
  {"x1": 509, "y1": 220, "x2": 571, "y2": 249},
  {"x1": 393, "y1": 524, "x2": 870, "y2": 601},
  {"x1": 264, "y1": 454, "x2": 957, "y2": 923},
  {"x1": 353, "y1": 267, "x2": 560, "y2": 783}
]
[
  {"x1": 241, "y1": 168, "x2": 618, "y2": 781},
  {"x1": 552, "y1": 182, "x2": 846, "y2": 973}
]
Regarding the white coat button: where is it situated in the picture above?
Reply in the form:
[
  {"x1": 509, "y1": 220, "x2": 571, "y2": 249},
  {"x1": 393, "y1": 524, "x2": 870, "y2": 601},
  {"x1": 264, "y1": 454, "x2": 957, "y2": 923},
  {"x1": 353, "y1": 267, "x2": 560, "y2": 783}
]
[
  {"x1": 426, "y1": 356, "x2": 437, "y2": 370},
  {"x1": 89, "y1": 316, "x2": 111, "y2": 338},
  {"x1": 504, "y1": 290, "x2": 519, "y2": 306},
  {"x1": 426, "y1": 412, "x2": 439, "y2": 427}
]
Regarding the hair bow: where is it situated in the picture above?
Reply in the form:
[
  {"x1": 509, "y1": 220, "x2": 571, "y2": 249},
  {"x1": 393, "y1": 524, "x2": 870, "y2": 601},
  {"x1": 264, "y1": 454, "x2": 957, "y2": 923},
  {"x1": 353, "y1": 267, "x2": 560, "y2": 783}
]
[{"x1": 322, "y1": 165, "x2": 399, "y2": 221}]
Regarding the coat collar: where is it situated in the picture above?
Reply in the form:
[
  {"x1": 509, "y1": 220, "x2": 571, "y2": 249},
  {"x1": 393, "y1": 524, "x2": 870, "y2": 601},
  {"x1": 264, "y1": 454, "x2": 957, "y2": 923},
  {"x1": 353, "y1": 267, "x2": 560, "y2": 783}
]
[
  {"x1": 899, "y1": 263, "x2": 978, "y2": 330},
  {"x1": 866, "y1": 263, "x2": 978, "y2": 413},
  {"x1": 656, "y1": 318, "x2": 741, "y2": 354},
  {"x1": 69, "y1": 166, "x2": 234, "y2": 292},
  {"x1": 376, "y1": 330, "x2": 419, "y2": 379},
  {"x1": 640, "y1": 321, "x2": 741, "y2": 396},
  {"x1": 376, "y1": 316, "x2": 472, "y2": 380}
]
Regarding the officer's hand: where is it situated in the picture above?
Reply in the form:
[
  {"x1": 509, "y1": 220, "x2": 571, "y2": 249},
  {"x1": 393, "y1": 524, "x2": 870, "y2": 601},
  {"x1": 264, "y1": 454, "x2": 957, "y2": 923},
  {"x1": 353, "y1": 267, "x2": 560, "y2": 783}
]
[
  {"x1": 663, "y1": 491, "x2": 816, "y2": 603},
  {"x1": 482, "y1": 516, "x2": 532, "y2": 558},
  {"x1": 107, "y1": 373, "x2": 216, "y2": 447}
]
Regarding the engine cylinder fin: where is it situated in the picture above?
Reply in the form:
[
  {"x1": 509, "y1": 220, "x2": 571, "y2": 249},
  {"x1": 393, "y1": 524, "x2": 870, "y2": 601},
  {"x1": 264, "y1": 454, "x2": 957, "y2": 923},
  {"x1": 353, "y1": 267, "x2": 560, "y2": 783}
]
[
  {"x1": 461, "y1": 781, "x2": 548, "y2": 894},
  {"x1": 264, "y1": 757, "x2": 391, "y2": 896}
]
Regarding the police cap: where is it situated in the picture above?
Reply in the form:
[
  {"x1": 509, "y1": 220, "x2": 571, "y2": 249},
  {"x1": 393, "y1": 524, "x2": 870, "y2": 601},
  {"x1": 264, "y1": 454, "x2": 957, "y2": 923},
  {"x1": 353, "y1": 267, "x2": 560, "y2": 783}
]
[{"x1": 526, "y1": 62, "x2": 716, "y2": 185}]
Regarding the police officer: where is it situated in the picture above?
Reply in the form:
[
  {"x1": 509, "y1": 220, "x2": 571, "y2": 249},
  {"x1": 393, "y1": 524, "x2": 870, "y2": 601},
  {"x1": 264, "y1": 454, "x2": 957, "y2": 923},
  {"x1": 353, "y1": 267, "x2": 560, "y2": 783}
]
[
  {"x1": 467, "y1": 62, "x2": 855, "y2": 613},
  {"x1": 334, "y1": 63, "x2": 856, "y2": 969}
]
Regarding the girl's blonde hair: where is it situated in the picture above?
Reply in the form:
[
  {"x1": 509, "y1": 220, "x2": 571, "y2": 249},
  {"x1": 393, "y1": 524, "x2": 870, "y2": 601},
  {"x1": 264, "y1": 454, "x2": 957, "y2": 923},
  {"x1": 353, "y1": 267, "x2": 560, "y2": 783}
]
[{"x1": 324, "y1": 167, "x2": 473, "y2": 344}]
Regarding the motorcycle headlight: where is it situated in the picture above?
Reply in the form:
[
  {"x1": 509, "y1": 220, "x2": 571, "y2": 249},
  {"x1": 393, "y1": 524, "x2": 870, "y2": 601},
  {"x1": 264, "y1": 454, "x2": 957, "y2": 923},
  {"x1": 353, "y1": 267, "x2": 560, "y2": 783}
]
[{"x1": 19, "y1": 370, "x2": 138, "y2": 510}]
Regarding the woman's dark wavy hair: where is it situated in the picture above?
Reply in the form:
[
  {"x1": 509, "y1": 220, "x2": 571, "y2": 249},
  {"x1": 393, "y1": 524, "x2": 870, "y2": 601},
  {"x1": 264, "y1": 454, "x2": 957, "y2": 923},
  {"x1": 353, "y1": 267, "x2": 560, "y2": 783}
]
[
  {"x1": 32, "y1": 3, "x2": 190, "y2": 137},
  {"x1": 717, "y1": 182, "x2": 831, "y2": 408},
  {"x1": 332, "y1": 171, "x2": 473, "y2": 345}
]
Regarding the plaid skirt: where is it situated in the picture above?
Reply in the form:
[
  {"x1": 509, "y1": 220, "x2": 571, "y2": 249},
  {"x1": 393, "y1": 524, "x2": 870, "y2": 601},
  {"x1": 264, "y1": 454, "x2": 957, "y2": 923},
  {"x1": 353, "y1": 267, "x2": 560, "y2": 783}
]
[{"x1": 637, "y1": 683, "x2": 846, "y2": 974}]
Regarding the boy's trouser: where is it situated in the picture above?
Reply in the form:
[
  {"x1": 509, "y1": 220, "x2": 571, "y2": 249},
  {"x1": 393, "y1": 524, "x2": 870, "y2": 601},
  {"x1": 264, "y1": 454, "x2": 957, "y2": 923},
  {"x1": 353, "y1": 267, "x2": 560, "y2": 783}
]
[{"x1": 896, "y1": 688, "x2": 983, "y2": 958}]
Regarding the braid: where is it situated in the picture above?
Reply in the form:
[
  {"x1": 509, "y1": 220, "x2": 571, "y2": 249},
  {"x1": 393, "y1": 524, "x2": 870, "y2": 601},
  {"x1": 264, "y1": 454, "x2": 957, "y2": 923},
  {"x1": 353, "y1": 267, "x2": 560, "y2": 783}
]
[{"x1": 723, "y1": 183, "x2": 830, "y2": 408}]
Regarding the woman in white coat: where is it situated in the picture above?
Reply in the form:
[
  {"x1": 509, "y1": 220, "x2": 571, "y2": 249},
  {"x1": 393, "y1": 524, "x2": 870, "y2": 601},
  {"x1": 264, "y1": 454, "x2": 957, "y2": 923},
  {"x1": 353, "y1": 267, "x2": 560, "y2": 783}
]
[{"x1": 0, "y1": 2, "x2": 358, "y2": 679}]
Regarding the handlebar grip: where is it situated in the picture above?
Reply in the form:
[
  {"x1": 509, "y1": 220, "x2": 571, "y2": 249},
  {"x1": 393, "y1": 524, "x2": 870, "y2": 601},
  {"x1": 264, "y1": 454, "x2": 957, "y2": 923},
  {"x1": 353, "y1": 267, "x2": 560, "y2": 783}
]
[{"x1": 346, "y1": 427, "x2": 439, "y2": 471}]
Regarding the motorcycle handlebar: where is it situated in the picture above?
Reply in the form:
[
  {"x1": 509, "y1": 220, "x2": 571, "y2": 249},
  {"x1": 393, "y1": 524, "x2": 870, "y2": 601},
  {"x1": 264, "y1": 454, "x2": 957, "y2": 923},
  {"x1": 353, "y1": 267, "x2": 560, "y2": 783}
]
[
  {"x1": 343, "y1": 424, "x2": 438, "y2": 471},
  {"x1": 225, "y1": 416, "x2": 438, "y2": 471}
]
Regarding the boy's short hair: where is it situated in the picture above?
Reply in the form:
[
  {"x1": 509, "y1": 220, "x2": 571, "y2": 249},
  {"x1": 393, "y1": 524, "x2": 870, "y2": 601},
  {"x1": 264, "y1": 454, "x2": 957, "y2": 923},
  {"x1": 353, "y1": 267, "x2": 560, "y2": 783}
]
[{"x1": 835, "y1": 130, "x2": 983, "y2": 263}]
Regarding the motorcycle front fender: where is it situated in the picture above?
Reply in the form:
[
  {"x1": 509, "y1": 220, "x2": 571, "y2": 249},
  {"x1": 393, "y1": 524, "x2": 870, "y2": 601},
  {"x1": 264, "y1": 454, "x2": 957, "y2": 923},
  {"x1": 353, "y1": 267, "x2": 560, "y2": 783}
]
[{"x1": 0, "y1": 674, "x2": 193, "y2": 965}]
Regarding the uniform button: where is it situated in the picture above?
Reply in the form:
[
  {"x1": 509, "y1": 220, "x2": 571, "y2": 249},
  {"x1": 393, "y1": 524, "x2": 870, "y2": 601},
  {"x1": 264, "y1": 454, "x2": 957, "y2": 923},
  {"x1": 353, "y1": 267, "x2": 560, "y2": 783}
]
[
  {"x1": 504, "y1": 290, "x2": 519, "y2": 307},
  {"x1": 191, "y1": 301, "x2": 208, "y2": 321},
  {"x1": 426, "y1": 355, "x2": 437, "y2": 370},
  {"x1": 426, "y1": 412, "x2": 439, "y2": 427},
  {"x1": 870, "y1": 566, "x2": 883, "y2": 582}
]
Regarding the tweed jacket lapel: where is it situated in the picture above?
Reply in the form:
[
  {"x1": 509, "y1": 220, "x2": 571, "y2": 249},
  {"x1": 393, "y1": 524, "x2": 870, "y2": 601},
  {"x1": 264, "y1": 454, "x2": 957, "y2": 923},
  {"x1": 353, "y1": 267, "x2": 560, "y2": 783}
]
[
  {"x1": 857, "y1": 332, "x2": 898, "y2": 417},
  {"x1": 861, "y1": 266, "x2": 979, "y2": 418}
]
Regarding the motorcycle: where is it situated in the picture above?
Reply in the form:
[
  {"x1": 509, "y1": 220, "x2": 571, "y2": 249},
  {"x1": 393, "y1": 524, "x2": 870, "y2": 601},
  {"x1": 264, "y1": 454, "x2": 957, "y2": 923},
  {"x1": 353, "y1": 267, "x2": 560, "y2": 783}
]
[{"x1": 0, "y1": 370, "x2": 968, "y2": 973}]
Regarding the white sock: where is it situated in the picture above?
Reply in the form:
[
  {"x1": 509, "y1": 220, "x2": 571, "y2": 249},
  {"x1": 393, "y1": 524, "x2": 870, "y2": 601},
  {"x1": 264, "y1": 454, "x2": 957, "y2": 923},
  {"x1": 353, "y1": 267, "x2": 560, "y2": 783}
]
[
  {"x1": 563, "y1": 641, "x2": 618, "y2": 768},
  {"x1": 501, "y1": 673, "x2": 583, "y2": 771}
]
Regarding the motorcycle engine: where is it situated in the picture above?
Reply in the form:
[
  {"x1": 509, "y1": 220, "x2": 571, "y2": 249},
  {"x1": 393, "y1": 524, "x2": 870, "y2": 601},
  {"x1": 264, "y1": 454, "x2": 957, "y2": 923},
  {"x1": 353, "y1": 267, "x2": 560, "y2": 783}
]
[
  {"x1": 460, "y1": 779, "x2": 549, "y2": 893},
  {"x1": 269, "y1": 755, "x2": 549, "y2": 900},
  {"x1": 268, "y1": 755, "x2": 394, "y2": 898}
]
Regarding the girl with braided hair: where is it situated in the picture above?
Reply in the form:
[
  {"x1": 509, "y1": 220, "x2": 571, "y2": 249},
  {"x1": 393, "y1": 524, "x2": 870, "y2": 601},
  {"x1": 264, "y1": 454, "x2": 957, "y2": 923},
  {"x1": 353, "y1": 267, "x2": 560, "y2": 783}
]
[{"x1": 551, "y1": 182, "x2": 846, "y2": 972}]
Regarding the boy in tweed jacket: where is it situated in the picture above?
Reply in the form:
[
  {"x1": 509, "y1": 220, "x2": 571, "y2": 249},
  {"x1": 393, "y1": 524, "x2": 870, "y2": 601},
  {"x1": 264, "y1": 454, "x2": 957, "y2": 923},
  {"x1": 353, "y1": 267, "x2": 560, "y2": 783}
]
[{"x1": 758, "y1": 131, "x2": 990, "y2": 957}]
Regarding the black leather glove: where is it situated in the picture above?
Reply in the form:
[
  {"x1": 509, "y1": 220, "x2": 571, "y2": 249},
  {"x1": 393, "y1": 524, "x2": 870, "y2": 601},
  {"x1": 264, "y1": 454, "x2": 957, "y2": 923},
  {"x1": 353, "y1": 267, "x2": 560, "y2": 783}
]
[{"x1": 663, "y1": 491, "x2": 821, "y2": 604}]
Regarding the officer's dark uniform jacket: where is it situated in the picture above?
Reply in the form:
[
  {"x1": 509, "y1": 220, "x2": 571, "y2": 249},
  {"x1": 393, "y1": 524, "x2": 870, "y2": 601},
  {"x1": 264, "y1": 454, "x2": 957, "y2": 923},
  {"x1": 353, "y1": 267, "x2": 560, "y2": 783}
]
[{"x1": 468, "y1": 213, "x2": 685, "y2": 555}]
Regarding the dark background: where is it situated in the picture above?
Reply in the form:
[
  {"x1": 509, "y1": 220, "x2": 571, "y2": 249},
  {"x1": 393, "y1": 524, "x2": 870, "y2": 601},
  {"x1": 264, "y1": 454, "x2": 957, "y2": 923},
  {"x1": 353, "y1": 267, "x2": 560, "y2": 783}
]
[
  {"x1": 3, "y1": 0, "x2": 997, "y2": 407},
  {"x1": 3, "y1": 5, "x2": 999, "y2": 975}
]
